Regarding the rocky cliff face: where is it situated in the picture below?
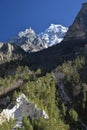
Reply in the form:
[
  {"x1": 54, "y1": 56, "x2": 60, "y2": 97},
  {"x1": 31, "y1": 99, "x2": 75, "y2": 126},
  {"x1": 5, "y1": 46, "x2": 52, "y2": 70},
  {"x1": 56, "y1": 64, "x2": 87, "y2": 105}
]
[
  {"x1": 0, "y1": 94, "x2": 48, "y2": 129},
  {"x1": 0, "y1": 43, "x2": 26, "y2": 63},
  {"x1": 0, "y1": 43, "x2": 3, "y2": 48},
  {"x1": 64, "y1": 3, "x2": 87, "y2": 41},
  {"x1": 9, "y1": 28, "x2": 47, "y2": 53}
]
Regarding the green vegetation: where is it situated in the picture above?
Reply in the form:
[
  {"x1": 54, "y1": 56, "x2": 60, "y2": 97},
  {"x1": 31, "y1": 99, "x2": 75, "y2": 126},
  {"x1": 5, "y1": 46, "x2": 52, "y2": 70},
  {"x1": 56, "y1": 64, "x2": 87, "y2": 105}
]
[
  {"x1": 0, "y1": 56, "x2": 87, "y2": 129},
  {"x1": 0, "y1": 66, "x2": 70, "y2": 130},
  {"x1": 0, "y1": 118, "x2": 15, "y2": 130},
  {"x1": 57, "y1": 56, "x2": 87, "y2": 126},
  {"x1": 58, "y1": 56, "x2": 86, "y2": 97}
]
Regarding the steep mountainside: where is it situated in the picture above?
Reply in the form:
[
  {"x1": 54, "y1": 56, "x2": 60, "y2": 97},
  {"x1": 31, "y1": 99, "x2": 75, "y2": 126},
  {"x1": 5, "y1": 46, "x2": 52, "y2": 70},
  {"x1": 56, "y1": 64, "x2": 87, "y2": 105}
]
[
  {"x1": 64, "y1": 3, "x2": 87, "y2": 41},
  {"x1": 0, "y1": 43, "x2": 27, "y2": 63},
  {"x1": 25, "y1": 2, "x2": 87, "y2": 71},
  {"x1": 0, "y1": 43, "x2": 3, "y2": 48}
]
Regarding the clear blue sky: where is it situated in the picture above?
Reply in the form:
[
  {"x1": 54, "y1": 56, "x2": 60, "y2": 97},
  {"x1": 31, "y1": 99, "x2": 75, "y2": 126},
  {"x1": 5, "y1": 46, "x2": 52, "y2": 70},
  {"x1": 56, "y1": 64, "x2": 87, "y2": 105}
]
[{"x1": 0, "y1": 0, "x2": 87, "y2": 42}]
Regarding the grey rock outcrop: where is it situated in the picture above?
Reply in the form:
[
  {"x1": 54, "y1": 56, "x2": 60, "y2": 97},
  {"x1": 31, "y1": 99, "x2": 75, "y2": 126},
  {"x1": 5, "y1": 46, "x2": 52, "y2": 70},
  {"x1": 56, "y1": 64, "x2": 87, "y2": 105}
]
[
  {"x1": 0, "y1": 94, "x2": 48, "y2": 128},
  {"x1": 0, "y1": 43, "x2": 3, "y2": 48},
  {"x1": 0, "y1": 43, "x2": 26, "y2": 63}
]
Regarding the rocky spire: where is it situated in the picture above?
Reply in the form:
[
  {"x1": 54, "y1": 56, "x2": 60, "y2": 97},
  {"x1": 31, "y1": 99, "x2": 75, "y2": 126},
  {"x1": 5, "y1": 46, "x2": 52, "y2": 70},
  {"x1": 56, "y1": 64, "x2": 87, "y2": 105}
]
[{"x1": 64, "y1": 2, "x2": 87, "y2": 41}]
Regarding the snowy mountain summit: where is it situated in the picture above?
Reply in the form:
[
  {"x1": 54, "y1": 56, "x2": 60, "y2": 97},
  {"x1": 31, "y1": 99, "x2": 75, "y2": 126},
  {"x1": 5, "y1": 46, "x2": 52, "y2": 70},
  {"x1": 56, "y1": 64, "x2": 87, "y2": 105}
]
[
  {"x1": 39, "y1": 24, "x2": 68, "y2": 47},
  {"x1": 9, "y1": 24, "x2": 68, "y2": 52},
  {"x1": 9, "y1": 28, "x2": 47, "y2": 52}
]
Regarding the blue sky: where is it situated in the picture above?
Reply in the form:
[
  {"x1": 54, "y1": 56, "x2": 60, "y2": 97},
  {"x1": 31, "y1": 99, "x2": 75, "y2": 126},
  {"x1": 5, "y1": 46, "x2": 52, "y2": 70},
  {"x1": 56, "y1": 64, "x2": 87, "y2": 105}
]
[{"x1": 0, "y1": 0, "x2": 87, "y2": 41}]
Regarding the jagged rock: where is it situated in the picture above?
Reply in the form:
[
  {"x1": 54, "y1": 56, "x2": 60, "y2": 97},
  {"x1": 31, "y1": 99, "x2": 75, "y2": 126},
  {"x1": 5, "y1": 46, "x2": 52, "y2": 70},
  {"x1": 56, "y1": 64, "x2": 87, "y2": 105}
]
[
  {"x1": 0, "y1": 94, "x2": 48, "y2": 127},
  {"x1": 0, "y1": 43, "x2": 3, "y2": 48},
  {"x1": 64, "y1": 2, "x2": 87, "y2": 41},
  {"x1": 39, "y1": 24, "x2": 68, "y2": 46},
  {"x1": 0, "y1": 43, "x2": 14, "y2": 58},
  {"x1": 8, "y1": 25, "x2": 68, "y2": 53},
  {"x1": 9, "y1": 28, "x2": 47, "y2": 52},
  {"x1": 0, "y1": 43, "x2": 26, "y2": 63}
]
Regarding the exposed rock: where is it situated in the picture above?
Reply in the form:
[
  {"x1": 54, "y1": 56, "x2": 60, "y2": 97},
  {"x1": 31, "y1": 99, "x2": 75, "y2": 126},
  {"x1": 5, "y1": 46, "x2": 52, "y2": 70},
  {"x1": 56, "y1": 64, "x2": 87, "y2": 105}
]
[
  {"x1": 9, "y1": 28, "x2": 47, "y2": 52},
  {"x1": 8, "y1": 24, "x2": 68, "y2": 53},
  {"x1": 0, "y1": 94, "x2": 48, "y2": 128},
  {"x1": 0, "y1": 43, "x2": 26, "y2": 63},
  {"x1": 0, "y1": 43, "x2": 14, "y2": 58},
  {"x1": 0, "y1": 43, "x2": 3, "y2": 48},
  {"x1": 64, "y1": 2, "x2": 87, "y2": 41}
]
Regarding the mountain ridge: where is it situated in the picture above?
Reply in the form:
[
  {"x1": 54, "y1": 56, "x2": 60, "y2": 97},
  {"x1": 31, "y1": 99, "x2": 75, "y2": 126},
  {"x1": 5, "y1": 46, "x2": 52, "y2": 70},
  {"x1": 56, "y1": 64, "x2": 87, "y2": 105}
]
[
  {"x1": 8, "y1": 24, "x2": 68, "y2": 52},
  {"x1": 39, "y1": 24, "x2": 68, "y2": 46}
]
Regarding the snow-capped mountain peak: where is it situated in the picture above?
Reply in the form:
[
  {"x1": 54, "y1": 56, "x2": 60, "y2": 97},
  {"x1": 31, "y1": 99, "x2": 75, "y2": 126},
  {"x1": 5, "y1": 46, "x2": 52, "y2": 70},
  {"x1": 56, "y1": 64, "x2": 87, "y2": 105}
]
[
  {"x1": 9, "y1": 27, "x2": 47, "y2": 52},
  {"x1": 47, "y1": 24, "x2": 68, "y2": 33},
  {"x1": 9, "y1": 24, "x2": 68, "y2": 52},
  {"x1": 18, "y1": 28, "x2": 35, "y2": 38},
  {"x1": 39, "y1": 24, "x2": 68, "y2": 47}
]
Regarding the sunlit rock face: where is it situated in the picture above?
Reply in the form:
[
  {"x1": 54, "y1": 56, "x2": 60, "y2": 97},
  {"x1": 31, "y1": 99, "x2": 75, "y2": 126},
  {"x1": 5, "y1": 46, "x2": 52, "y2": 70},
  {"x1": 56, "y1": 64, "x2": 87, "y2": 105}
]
[
  {"x1": 64, "y1": 3, "x2": 87, "y2": 41},
  {"x1": 0, "y1": 43, "x2": 26, "y2": 63},
  {"x1": 0, "y1": 94, "x2": 48, "y2": 124},
  {"x1": 9, "y1": 28, "x2": 47, "y2": 53},
  {"x1": 0, "y1": 43, "x2": 3, "y2": 48}
]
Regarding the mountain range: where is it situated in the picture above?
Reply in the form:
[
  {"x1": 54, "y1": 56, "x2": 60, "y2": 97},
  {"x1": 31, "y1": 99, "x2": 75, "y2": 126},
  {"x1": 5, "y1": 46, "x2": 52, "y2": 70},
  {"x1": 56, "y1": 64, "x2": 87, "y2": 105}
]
[{"x1": 8, "y1": 24, "x2": 68, "y2": 52}]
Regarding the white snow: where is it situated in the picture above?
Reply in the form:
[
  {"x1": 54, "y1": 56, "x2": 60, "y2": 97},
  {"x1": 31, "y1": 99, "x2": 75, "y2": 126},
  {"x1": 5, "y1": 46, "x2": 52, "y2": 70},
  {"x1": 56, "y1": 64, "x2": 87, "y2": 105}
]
[
  {"x1": 18, "y1": 28, "x2": 35, "y2": 38},
  {"x1": 47, "y1": 24, "x2": 68, "y2": 33},
  {"x1": 39, "y1": 24, "x2": 68, "y2": 47},
  {"x1": 9, "y1": 24, "x2": 68, "y2": 52}
]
